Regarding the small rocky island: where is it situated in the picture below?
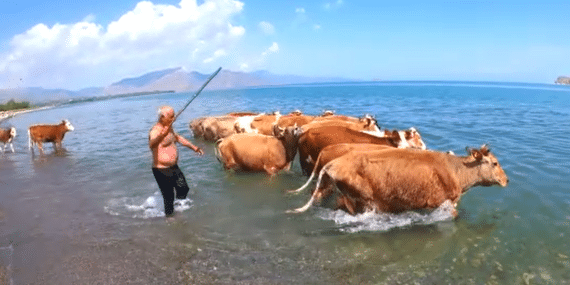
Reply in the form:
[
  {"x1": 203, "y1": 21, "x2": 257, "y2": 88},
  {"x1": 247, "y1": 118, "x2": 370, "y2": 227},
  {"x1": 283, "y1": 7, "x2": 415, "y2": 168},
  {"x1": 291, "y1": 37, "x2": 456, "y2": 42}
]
[{"x1": 555, "y1": 76, "x2": 570, "y2": 85}]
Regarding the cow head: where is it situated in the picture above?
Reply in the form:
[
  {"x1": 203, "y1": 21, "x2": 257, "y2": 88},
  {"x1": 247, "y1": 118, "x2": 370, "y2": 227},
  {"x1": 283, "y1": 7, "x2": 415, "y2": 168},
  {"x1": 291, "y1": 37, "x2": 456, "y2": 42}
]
[
  {"x1": 63, "y1": 120, "x2": 75, "y2": 131},
  {"x1": 273, "y1": 124, "x2": 302, "y2": 161},
  {"x1": 10, "y1": 127, "x2": 16, "y2": 138},
  {"x1": 321, "y1": 110, "x2": 335, "y2": 117},
  {"x1": 359, "y1": 114, "x2": 381, "y2": 132},
  {"x1": 289, "y1": 110, "x2": 303, "y2": 116},
  {"x1": 466, "y1": 144, "x2": 509, "y2": 187},
  {"x1": 403, "y1": 127, "x2": 426, "y2": 150}
]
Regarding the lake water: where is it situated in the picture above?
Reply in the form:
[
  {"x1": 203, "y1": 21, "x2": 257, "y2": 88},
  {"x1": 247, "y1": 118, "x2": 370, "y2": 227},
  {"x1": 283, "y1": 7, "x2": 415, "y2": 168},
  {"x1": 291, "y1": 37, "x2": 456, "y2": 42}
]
[{"x1": 1, "y1": 81, "x2": 570, "y2": 284}]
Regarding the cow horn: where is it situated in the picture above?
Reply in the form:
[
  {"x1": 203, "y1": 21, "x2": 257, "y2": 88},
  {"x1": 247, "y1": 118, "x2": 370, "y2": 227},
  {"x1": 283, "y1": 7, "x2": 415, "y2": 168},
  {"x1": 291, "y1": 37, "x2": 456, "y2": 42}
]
[{"x1": 480, "y1": 144, "x2": 490, "y2": 155}]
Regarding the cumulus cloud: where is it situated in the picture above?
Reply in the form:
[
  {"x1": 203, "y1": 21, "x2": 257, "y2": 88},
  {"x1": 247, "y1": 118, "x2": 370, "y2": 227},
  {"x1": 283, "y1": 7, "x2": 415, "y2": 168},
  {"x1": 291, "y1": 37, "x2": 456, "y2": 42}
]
[
  {"x1": 258, "y1": 21, "x2": 275, "y2": 35},
  {"x1": 313, "y1": 24, "x2": 321, "y2": 31},
  {"x1": 295, "y1": 8, "x2": 305, "y2": 14},
  {"x1": 261, "y1": 42, "x2": 279, "y2": 57},
  {"x1": 0, "y1": 0, "x2": 245, "y2": 89}
]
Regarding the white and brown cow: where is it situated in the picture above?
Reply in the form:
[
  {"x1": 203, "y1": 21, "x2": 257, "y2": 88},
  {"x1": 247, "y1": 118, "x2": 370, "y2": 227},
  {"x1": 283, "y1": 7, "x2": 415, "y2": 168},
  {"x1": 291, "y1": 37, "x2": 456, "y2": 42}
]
[
  {"x1": 0, "y1": 127, "x2": 17, "y2": 153},
  {"x1": 287, "y1": 145, "x2": 509, "y2": 216},
  {"x1": 28, "y1": 120, "x2": 75, "y2": 154},
  {"x1": 297, "y1": 126, "x2": 426, "y2": 175},
  {"x1": 215, "y1": 125, "x2": 302, "y2": 175},
  {"x1": 234, "y1": 112, "x2": 282, "y2": 136}
]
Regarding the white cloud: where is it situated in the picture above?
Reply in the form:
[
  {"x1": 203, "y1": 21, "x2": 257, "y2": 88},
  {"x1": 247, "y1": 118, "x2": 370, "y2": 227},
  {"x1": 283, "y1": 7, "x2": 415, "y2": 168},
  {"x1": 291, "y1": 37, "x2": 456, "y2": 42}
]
[
  {"x1": 0, "y1": 0, "x2": 245, "y2": 89},
  {"x1": 239, "y1": 42, "x2": 279, "y2": 71},
  {"x1": 258, "y1": 21, "x2": 275, "y2": 35},
  {"x1": 261, "y1": 42, "x2": 279, "y2": 57},
  {"x1": 295, "y1": 8, "x2": 305, "y2": 14},
  {"x1": 313, "y1": 24, "x2": 321, "y2": 31},
  {"x1": 324, "y1": 0, "x2": 343, "y2": 10}
]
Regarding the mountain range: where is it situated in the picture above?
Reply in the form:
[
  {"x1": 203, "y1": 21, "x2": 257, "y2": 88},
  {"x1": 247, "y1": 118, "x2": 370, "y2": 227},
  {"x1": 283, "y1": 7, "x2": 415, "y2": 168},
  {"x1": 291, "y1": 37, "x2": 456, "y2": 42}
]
[{"x1": 0, "y1": 68, "x2": 353, "y2": 104}]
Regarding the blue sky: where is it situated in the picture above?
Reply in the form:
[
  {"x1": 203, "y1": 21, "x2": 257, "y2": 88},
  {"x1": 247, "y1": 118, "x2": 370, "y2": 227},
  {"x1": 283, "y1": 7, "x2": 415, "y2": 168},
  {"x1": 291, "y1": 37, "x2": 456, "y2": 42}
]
[{"x1": 1, "y1": 0, "x2": 569, "y2": 90}]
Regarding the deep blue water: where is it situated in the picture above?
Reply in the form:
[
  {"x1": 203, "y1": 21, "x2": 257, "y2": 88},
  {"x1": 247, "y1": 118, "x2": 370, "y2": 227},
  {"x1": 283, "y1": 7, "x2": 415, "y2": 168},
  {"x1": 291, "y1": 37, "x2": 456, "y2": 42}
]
[{"x1": 1, "y1": 81, "x2": 570, "y2": 284}]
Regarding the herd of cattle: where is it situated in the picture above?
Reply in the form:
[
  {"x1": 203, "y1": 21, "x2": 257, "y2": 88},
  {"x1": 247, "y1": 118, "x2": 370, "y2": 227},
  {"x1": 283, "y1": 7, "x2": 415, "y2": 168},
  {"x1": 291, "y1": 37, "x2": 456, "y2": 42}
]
[
  {"x1": 2, "y1": 109, "x2": 509, "y2": 218},
  {"x1": 0, "y1": 119, "x2": 75, "y2": 154},
  {"x1": 189, "y1": 110, "x2": 509, "y2": 217}
]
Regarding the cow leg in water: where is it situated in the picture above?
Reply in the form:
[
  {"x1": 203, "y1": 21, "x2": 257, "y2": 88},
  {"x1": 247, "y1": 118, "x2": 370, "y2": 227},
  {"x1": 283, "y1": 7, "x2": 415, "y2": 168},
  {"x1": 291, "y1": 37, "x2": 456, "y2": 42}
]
[
  {"x1": 37, "y1": 142, "x2": 44, "y2": 155},
  {"x1": 263, "y1": 165, "x2": 279, "y2": 177},
  {"x1": 299, "y1": 151, "x2": 310, "y2": 176},
  {"x1": 335, "y1": 195, "x2": 357, "y2": 215}
]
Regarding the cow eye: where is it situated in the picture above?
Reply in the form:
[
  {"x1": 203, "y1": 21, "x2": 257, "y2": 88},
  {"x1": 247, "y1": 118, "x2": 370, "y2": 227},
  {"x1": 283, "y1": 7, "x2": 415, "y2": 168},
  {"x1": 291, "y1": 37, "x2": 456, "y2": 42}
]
[{"x1": 493, "y1": 162, "x2": 498, "y2": 167}]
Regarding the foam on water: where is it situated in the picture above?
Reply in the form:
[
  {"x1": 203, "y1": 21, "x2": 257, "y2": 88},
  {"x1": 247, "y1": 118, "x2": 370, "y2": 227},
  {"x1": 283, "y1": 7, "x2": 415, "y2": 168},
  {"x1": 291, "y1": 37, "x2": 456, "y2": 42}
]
[
  {"x1": 316, "y1": 200, "x2": 456, "y2": 233},
  {"x1": 104, "y1": 191, "x2": 194, "y2": 219}
]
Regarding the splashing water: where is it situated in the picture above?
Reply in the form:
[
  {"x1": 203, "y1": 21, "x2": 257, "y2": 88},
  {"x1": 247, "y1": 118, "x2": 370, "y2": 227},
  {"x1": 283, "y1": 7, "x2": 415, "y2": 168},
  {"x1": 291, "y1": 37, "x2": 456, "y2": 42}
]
[
  {"x1": 316, "y1": 200, "x2": 456, "y2": 233},
  {"x1": 104, "y1": 192, "x2": 193, "y2": 219}
]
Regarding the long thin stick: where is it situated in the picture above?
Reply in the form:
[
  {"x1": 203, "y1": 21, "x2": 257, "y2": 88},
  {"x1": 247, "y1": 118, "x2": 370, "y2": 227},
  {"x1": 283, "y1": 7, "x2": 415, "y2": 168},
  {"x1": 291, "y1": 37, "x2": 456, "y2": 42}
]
[{"x1": 174, "y1": 67, "x2": 222, "y2": 120}]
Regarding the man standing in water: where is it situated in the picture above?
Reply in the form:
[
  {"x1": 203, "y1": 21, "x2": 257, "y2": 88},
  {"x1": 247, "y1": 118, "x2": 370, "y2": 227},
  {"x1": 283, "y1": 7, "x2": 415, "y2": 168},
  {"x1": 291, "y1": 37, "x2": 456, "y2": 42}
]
[{"x1": 149, "y1": 106, "x2": 204, "y2": 220}]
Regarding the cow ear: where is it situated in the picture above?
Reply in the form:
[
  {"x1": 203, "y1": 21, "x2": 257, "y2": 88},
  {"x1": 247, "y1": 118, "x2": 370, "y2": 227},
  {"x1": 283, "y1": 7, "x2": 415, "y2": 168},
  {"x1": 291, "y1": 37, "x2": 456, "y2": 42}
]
[
  {"x1": 272, "y1": 124, "x2": 284, "y2": 137},
  {"x1": 480, "y1": 144, "x2": 490, "y2": 155},
  {"x1": 470, "y1": 149, "x2": 483, "y2": 161}
]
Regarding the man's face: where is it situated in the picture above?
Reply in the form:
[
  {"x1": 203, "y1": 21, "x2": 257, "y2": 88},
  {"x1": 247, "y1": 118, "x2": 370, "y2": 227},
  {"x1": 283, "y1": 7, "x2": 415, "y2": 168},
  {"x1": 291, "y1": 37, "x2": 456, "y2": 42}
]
[{"x1": 160, "y1": 109, "x2": 175, "y2": 125}]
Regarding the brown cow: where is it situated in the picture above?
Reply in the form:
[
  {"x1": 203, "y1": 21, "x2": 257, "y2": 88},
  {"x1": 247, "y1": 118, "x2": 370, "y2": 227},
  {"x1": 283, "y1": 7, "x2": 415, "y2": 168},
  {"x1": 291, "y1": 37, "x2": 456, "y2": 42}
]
[
  {"x1": 301, "y1": 115, "x2": 380, "y2": 133},
  {"x1": 215, "y1": 125, "x2": 301, "y2": 175},
  {"x1": 234, "y1": 112, "x2": 282, "y2": 136},
  {"x1": 297, "y1": 126, "x2": 426, "y2": 175},
  {"x1": 0, "y1": 127, "x2": 17, "y2": 153},
  {"x1": 287, "y1": 145, "x2": 509, "y2": 216},
  {"x1": 28, "y1": 120, "x2": 75, "y2": 154},
  {"x1": 190, "y1": 112, "x2": 259, "y2": 141},
  {"x1": 287, "y1": 143, "x2": 392, "y2": 194},
  {"x1": 200, "y1": 116, "x2": 241, "y2": 142},
  {"x1": 275, "y1": 112, "x2": 315, "y2": 129}
]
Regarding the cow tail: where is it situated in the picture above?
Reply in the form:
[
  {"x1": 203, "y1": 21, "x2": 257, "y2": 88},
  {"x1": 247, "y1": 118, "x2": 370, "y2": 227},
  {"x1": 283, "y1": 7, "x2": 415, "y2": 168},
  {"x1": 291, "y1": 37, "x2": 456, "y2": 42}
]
[
  {"x1": 286, "y1": 164, "x2": 331, "y2": 214},
  {"x1": 214, "y1": 138, "x2": 224, "y2": 164},
  {"x1": 286, "y1": 151, "x2": 322, "y2": 195}
]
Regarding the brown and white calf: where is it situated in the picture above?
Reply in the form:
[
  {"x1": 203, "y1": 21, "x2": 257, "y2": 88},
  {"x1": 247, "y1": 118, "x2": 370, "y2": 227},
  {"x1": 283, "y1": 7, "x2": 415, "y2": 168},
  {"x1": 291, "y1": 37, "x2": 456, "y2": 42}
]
[
  {"x1": 287, "y1": 145, "x2": 509, "y2": 216},
  {"x1": 28, "y1": 120, "x2": 75, "y2": 154},
  {"x1": 215, "y1": 125, "x2": 301, "y2": 175},
  {"x1": 0, "y1": 127, "x2": 17, "y2": 153}
]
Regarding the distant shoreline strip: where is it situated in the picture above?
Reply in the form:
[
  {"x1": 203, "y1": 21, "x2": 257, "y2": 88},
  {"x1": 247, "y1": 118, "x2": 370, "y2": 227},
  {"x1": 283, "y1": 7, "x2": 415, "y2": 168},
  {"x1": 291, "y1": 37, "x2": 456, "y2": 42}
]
[{"x1": 0, "y1": 106, "x2": 54, "y2": 122}]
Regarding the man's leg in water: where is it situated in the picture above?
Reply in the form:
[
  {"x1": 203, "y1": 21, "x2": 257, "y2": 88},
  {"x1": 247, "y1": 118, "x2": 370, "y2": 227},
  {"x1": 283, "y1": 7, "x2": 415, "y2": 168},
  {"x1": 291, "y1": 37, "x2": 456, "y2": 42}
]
[
  {"x1": 172, "y1": 165, "x2": 190, "y2": 200},
  {"x1": 152, "y1": 168, "x2": 176, "y2": 217}
]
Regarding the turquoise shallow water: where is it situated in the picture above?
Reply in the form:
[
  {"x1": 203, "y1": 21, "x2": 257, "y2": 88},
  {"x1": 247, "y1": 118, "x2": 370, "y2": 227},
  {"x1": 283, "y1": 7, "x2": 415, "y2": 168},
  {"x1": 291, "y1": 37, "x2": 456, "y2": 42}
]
[{"x1": 1, "y1": 81, "x2": 570, "y2": 284}]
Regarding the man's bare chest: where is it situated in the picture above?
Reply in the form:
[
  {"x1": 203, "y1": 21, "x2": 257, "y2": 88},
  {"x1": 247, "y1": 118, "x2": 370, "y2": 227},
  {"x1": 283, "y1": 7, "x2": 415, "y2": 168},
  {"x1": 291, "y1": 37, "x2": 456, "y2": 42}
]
[{"x1": 160, "y1": 132, "x2": 176, "y2": 147}]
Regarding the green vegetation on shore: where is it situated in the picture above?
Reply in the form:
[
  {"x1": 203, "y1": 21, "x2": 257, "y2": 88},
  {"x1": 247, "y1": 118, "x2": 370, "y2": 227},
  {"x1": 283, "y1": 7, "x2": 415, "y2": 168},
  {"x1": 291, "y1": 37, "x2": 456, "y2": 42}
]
[{"x1": 0, "y1": 99, "x2": 31, "y2": 111}]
